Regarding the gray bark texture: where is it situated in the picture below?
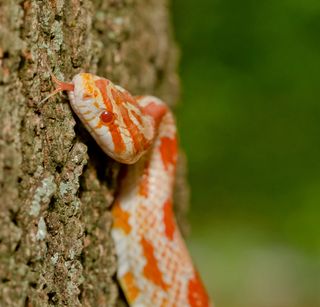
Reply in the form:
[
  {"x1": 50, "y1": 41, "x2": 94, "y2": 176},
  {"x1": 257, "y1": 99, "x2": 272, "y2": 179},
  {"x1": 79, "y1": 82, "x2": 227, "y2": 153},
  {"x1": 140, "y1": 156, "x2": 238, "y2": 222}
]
[{"x1": 0, "y1": 0, "x2": 189, "y2": 306}]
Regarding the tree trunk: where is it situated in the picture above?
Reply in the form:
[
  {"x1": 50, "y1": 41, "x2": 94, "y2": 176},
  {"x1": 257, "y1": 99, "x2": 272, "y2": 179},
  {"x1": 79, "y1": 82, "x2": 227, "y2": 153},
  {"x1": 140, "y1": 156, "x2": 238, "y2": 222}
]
[{"x1": 0, "y1": 0, "x2": 187, "y2": 306}]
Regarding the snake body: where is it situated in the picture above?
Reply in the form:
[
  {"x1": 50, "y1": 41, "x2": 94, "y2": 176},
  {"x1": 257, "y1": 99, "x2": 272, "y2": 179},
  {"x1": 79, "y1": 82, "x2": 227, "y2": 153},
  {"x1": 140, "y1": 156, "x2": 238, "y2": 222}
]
[{"x1": 50, "y1": 73, "x2": 211, "y2": 307}]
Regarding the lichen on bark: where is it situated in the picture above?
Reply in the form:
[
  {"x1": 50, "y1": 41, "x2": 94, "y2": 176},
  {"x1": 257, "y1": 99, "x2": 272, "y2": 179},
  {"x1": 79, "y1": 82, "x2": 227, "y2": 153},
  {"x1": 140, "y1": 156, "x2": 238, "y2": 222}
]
[{"x1": 0, "y1": 0, "x2": 184, "y2": 306}]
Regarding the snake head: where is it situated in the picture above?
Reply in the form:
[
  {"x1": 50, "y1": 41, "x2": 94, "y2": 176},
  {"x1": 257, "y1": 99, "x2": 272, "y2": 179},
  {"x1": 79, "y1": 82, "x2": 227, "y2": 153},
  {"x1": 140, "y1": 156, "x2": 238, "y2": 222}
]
[{"x1": 68, "y1": 73, "x2": 154, "y2": 164}]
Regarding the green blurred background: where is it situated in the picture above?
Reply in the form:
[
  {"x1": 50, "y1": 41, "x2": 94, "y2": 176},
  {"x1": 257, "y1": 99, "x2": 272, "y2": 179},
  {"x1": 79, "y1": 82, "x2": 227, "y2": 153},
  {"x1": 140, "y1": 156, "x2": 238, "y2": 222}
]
[{"x1": 172, "y1": 0, "x2": 320, "y2": 306}]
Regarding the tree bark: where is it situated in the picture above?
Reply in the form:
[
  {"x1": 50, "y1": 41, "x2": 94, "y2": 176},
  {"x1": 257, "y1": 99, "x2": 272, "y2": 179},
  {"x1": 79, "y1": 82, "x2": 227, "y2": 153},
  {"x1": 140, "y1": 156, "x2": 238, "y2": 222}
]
[{"x1": 0, "y1": 0, "x2": 186, "y2": 306}]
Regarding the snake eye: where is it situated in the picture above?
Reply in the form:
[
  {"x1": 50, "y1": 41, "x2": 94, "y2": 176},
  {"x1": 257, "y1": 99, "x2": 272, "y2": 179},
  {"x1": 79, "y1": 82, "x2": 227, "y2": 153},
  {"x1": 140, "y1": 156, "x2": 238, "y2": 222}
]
[{"x1": 100, "y1": 110, "x2": 114, "y2": 124}]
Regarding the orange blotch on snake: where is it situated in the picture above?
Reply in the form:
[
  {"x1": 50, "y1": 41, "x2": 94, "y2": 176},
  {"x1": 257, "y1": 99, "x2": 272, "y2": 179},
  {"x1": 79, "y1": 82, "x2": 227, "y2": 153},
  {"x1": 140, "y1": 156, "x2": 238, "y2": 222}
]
[
  {"x1": 82, "y1": 110, "x2": 92, "y2": 115},
  {"x1": 160, "y1": 299, "x2": 170, "y2": 307},
  {"x1": 122, "y1": 272, "x2": 140, "y2": 302},
  {"x1": 84, "y1": 83, "x2": 94, "y2": 95},
  {"x1": 83, "y1": 93, "x2": 93, "y2": 99},
  {"x1": 159, "y1": 137, "x2": 177, "y2": 170},
  {"x1": 83, "y1": 91, "x2": 98, "y2": 99},
  {"x1": 139, "y1": 161, "x2": 150, "y2": 197},
  {"x1": 187, "y1": 271, "x2": 210, "y2": 307},
  {"x1": 163, "y1": 199, "x2": 176, "y2": 240},
  {"x1": 142, "y1": 102, "x2": 167, "y2": 127},
  {"x1": 112, "y1": 202, "x2": 131, "y2": 234},
  {"x1": 81, "y1": 72, "x2": 93, "y2": 81},
  {"x1": 95, "y1": 80, "x2": 125, "y2": 154},
  {"x1": 122, "y1": 90, "x2": 137, "y2": 105},
  {"x1": 141, "y1": 237, "x2": 168, "y2": 291},
  {"x1": 95, "y1": 79, "x2": 113, "y2": 110},
  {"x1": 131, "y1": 109, "x2": 144, "y2": 126},
  {"x1": 114, "y1": 89, "x2": 149, "y2": 154}
]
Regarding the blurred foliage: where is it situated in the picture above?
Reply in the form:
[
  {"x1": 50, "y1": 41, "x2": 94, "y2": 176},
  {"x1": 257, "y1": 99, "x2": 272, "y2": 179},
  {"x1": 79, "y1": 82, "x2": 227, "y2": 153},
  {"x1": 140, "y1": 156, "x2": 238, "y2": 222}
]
[{"x1": 172, "y1": 0, "x2": 320, "y2": 306}]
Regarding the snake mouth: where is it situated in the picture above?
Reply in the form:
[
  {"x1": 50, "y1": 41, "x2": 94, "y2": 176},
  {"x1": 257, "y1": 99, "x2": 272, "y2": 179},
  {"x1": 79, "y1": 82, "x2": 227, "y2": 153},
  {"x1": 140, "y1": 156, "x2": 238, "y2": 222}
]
[
  {"x1": 51, "y1": 73, "x2": 74, "y2": 92},
  {"x1": 39, "y1": 74, "x2": 74, "y2": 105}
]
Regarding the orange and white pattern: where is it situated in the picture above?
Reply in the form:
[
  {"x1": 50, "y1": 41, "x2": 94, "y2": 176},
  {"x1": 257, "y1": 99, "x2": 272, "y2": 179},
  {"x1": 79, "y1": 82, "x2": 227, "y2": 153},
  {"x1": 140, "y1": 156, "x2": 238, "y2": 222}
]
[{"x1": 48, "y1": 73, "x2": 212, "y2": 307}]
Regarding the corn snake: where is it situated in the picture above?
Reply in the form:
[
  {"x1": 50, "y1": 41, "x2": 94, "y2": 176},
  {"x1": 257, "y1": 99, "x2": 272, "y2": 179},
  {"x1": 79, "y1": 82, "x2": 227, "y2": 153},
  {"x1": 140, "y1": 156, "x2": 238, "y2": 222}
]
[{"x1": 45, "y1": 73, "x2": 211, "y2": 307}]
